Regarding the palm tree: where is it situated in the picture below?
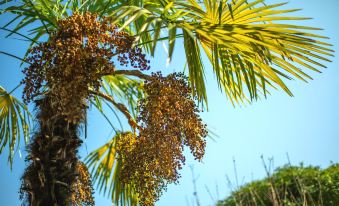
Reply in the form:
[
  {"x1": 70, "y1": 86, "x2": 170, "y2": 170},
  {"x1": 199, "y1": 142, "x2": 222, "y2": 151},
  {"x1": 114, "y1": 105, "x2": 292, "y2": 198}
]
[{"x1": 0, "y1": 0, "x2": 333, "y2": 205}]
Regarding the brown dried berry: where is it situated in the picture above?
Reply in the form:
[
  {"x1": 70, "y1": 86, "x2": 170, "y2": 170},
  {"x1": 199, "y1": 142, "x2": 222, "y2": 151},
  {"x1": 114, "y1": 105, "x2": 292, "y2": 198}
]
[
  {"x1": 116, "y1": 72, "x2": 207, "y2": 206},
  {"x1": 22, "y1": 12, "x2": 150, "y2": 123}
]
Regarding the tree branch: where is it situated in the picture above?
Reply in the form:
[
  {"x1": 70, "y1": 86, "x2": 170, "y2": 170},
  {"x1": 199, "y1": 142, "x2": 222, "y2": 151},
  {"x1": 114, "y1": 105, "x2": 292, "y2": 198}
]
[{"x1": 89, "y1": 90, "x2": 140, "y2": 130}]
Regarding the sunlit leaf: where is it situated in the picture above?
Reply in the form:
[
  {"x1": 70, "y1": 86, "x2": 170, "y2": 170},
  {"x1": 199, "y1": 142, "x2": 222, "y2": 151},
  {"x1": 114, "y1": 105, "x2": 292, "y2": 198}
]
[{"x1": 0, "y1": 85, "x2": 31, "y2": 168}]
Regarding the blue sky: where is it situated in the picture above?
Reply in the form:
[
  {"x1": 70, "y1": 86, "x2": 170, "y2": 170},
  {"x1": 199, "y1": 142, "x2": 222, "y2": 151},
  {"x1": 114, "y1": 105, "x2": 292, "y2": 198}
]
[{"x1": 0, "y1": 0, "x2": 338, "y2": 206}]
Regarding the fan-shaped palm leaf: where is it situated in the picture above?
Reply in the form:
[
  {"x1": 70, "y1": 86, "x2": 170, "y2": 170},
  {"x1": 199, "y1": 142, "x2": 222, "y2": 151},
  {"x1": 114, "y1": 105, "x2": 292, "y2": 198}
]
[
  {"x1": 108, "y1": 0, "x2": 333, "y2": 105},
  {"x1": 2, "y1": 1, "x2": 333, "y2": 105},
  {"x1": 0, "y1": 85, "x2": 31, "y2": 168}
]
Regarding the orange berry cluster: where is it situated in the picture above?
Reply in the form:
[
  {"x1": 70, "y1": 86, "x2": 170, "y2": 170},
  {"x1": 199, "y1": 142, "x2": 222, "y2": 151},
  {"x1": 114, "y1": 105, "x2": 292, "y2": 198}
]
[
  {"x1": 116, "y1": 72, "x2": 207, "y2": 206},
  {"x1": 22, "y1": 12, "x2": 149, "y2": 122},
  {"x1": 71, "y1": 161, "x2": 95, "y2": 206}
]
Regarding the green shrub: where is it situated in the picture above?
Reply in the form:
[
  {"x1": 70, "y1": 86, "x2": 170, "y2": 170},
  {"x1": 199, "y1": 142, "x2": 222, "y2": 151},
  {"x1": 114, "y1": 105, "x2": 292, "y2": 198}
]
[{"x1": 217, "y1": 164, "x2": 339, "y2": 206}]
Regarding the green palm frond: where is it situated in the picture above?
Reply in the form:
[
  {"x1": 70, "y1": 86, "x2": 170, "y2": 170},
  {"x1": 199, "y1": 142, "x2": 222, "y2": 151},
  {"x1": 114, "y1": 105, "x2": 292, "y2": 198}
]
[
  {"x1": 107, "y1": 0, "x2": 333, "y2": 105},
  {"x1": 1, "y1": 0, "x2": 62, "y2": 59},
  {"x1": 182, "y1": 29, "x2": 207, "y2": 106},
  {"x1": 2, "y1": 0, "x2": 334, "y2": 106},
  {"x1": 85, "y1": 132, "x2": 139, "y2": 206},
  {"x1": 0, "y1": 85, "x2": 31, "y2": 168}
]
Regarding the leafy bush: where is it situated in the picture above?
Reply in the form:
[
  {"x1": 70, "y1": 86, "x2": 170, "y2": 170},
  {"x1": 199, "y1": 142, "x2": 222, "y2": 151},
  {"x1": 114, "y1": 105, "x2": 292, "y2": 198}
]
[{"x1": 217, "y1": 164, "x2": 339, "y2": 206}]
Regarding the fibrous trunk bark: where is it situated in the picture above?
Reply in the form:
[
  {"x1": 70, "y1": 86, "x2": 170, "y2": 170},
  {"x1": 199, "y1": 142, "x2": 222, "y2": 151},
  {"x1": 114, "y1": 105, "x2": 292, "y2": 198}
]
[{"x1": 20, "y1": 96, "x2": 83, "y2": 206}]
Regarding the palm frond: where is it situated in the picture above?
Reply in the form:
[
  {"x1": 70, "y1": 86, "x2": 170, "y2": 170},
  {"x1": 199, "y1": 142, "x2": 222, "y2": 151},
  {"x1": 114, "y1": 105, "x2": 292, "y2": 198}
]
[
  {"x1": 1, "y1": 0, "x2": 61, "y2": 61},
  {"x1": 2, "y1": 0, "x2": 334, "y2": 106},
  {"x1": 0, "y1": 85, "x2": 31, "y2": 168},
  {"x1": 183, "y1": 29, "x2": 207, "y2": 106},
  {"x1": 85, "y1": 132, "x2": 139, "y2": 206},
  {"x1": 108, "y1": 0, "x2": 333, "y2": 106},
  {"x1": 177, "y1": 0, "x2": 333, "y2": 102}
]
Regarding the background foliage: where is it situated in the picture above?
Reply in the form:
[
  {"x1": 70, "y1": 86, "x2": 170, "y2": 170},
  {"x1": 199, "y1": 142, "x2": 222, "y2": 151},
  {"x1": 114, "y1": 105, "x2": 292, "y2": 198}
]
[{"x1": 217, "y1": 163, "x2": 339, "y2": 206}]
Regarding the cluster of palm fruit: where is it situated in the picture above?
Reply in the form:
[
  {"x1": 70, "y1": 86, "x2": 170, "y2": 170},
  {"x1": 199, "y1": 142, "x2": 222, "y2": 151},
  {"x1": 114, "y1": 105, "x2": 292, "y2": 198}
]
[
  {"x1": 71, "y1": 162, "x2": 95, "y2": 206},
  {"x1": 116, "y1": 72, "x2": 208, "y2": 206},
  {"x1": 22, "y1": 12, "x2": 149, "y2": 123}
]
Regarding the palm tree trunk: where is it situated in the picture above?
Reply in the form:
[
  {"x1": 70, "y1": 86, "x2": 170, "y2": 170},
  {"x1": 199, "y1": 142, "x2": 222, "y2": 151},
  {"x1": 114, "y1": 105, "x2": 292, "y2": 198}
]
[{"x1": 20, "y1": 96, "x2": 83, "y2": 206}]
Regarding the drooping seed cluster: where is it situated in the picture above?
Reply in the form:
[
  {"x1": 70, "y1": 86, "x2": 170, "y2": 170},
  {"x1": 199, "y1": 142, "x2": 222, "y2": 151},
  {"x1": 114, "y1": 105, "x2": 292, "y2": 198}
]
[
  {"x1": 116, "y1": 72, "x2": 208, "y2": 206},
  {"x1": 22, "y1": 12, "x2": 149, "y2": 122},
  {"x1": 115, "y1": 132, "x2": 138, "y2": 169},
  {"x1": 71, "y1": 161, "x2": 95, "y2": 206}
]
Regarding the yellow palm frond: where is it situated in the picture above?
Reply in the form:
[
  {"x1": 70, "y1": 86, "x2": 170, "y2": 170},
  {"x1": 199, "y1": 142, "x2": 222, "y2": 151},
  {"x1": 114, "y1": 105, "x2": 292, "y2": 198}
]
[
  {"x1": 0, "y1": 85, "x2": 31, "y2": 168},
  {"x1": 109, "y1": 0, "x2": 333, "y2": 105}
]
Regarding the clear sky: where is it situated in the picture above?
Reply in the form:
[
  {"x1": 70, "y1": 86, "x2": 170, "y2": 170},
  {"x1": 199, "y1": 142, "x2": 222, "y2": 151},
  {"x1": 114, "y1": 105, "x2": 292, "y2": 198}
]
[{"x1": 0, "y1": 0, "x2": 338, "y2": 206}]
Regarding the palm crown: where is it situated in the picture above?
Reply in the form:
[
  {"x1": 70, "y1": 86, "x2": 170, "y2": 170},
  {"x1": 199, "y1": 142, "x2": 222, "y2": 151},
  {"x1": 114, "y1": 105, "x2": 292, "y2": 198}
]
[{"x1": 0, "y1": 0, "x2": 333, "y2": 205}]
